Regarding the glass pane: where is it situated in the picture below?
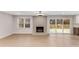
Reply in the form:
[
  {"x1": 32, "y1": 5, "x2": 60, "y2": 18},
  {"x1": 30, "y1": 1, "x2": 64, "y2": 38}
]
[
  {"x1": 50, "y1": 19, "x2": 56, "y2": 33},
  {"x1": 25, "y1": 18, "x2": 30, "y2": 28},
  {"x1": 19, "y1": 24, "x2": 24, "y2": 28},
  {"x1": 19, "y1": 18, "x2": 24, "y2": 28},
  {"x1": 63, "y1": 19, "x2": 70, "y2": 33},
  {"x1": 50, "y1": 19, "x2": 55, "y2": 28},
  {"x1": 63, "y1": 19, "x2": 70, "y2": 29},
  {"x1": 57, "y1": 19, "x2": 62, "y2": 29},
  {"x1": 56, "y1": 19, "x2": 63, "y2": 33}
]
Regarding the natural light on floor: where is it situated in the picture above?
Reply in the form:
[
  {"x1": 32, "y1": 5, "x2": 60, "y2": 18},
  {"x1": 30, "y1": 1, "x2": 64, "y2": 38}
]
[{"x1": 50, "y1": 29, "x2": 70, "y2": 33}]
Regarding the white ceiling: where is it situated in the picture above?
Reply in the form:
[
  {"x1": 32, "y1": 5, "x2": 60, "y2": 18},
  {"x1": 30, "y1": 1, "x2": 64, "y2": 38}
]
[{"x1": 2, "y1": 11, "x2": 79, "y2": 16}]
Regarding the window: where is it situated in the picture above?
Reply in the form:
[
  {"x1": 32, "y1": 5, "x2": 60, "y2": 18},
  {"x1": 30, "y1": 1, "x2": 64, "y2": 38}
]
[
  {"x1": 25, "y1": 18, "x2": 30, "y2": 28},
  {"x1": 18, "y1": 17, "x2": 30, "y2": 29},
  {"x1": 19, "y1": 18, "x2": 24, "y2": 28}
]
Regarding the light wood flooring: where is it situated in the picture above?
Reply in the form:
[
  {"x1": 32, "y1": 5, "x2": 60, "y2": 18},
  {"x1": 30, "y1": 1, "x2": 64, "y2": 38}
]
[{"x1": 0, "y1": 34, "x2": 79, "y2": 47}]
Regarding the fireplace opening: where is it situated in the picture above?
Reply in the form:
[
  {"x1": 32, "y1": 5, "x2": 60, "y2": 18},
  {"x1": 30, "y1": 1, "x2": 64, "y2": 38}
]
[{"x1": 36, "y1": 27, "x2": 44, "y2": 32}]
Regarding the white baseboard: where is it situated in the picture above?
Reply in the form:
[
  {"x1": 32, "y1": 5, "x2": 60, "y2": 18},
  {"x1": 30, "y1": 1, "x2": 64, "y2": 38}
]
[
  {"x1": 13, "y1": 32, "x2": 32, "y2": 34},
  {"x1": 0, "y1": 33, "x2": 13, "y2": 39},
  {"x1": 0, "y1": 32, "x2": 47, "y2": 39}
]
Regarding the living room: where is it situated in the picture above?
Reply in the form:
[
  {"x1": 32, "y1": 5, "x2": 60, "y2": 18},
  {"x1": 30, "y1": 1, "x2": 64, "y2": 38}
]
[
  {"x1": 0, "y1": 11, "x2": 79, "y2": 47},
  {"x1": 0, "y1": 0, "x2": 79, "y2": 59}
]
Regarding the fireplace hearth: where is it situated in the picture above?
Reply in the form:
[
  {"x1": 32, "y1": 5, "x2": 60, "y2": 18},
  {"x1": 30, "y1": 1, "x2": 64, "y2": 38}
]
[{"x1": 36, "y1": 27, "x2": 44, "y2": 32}]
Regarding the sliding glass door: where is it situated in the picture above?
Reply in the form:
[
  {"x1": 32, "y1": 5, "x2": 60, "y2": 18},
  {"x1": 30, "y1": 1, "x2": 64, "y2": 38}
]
[
  {"x1": 50, "y1": 19, "x2": 56, "y2": 33},
  {"x1": 56, "y1": 19, "x2": 63, "y2": 33},
  {"x1": 63, "y1": 19, "x2": 70, "y2": 33},
  {"x1": 49, "y1": 18, "x2": 70, "y2": 34}
]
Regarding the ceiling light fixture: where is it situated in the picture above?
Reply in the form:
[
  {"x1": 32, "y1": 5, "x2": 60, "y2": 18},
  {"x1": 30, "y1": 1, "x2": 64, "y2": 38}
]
[{"x1": 36, "y1": 11, "x2": 45, "y2": 16}]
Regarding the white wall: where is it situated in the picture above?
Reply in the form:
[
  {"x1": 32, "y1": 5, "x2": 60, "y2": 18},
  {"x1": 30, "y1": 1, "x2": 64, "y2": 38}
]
[
  {"x1": 74, "y1": 15, "x2": 79, "y2": 27},
  {"x1": 75, "y1": 15, "x2": 79, "y2": 24},
  {"x1": 0, "y1": 12, "x2": 14, "y2": 39},
  {"x1": 14, "y1": 16, "x2": 33, "y2": 34}
]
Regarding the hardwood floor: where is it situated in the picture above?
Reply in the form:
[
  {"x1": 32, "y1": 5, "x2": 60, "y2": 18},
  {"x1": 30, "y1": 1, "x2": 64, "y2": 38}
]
[{"x1": 0, "y1": 34, "x2": 79, "y2": 47}]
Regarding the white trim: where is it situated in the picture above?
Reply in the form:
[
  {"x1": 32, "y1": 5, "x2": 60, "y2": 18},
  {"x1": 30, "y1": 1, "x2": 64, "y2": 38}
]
[
  {"x1": 0, "y1": 33, "x2": 13, "y2": 39},
  {"x1": 14, "y1": 32, "x2": 32, "y2": 34}
]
